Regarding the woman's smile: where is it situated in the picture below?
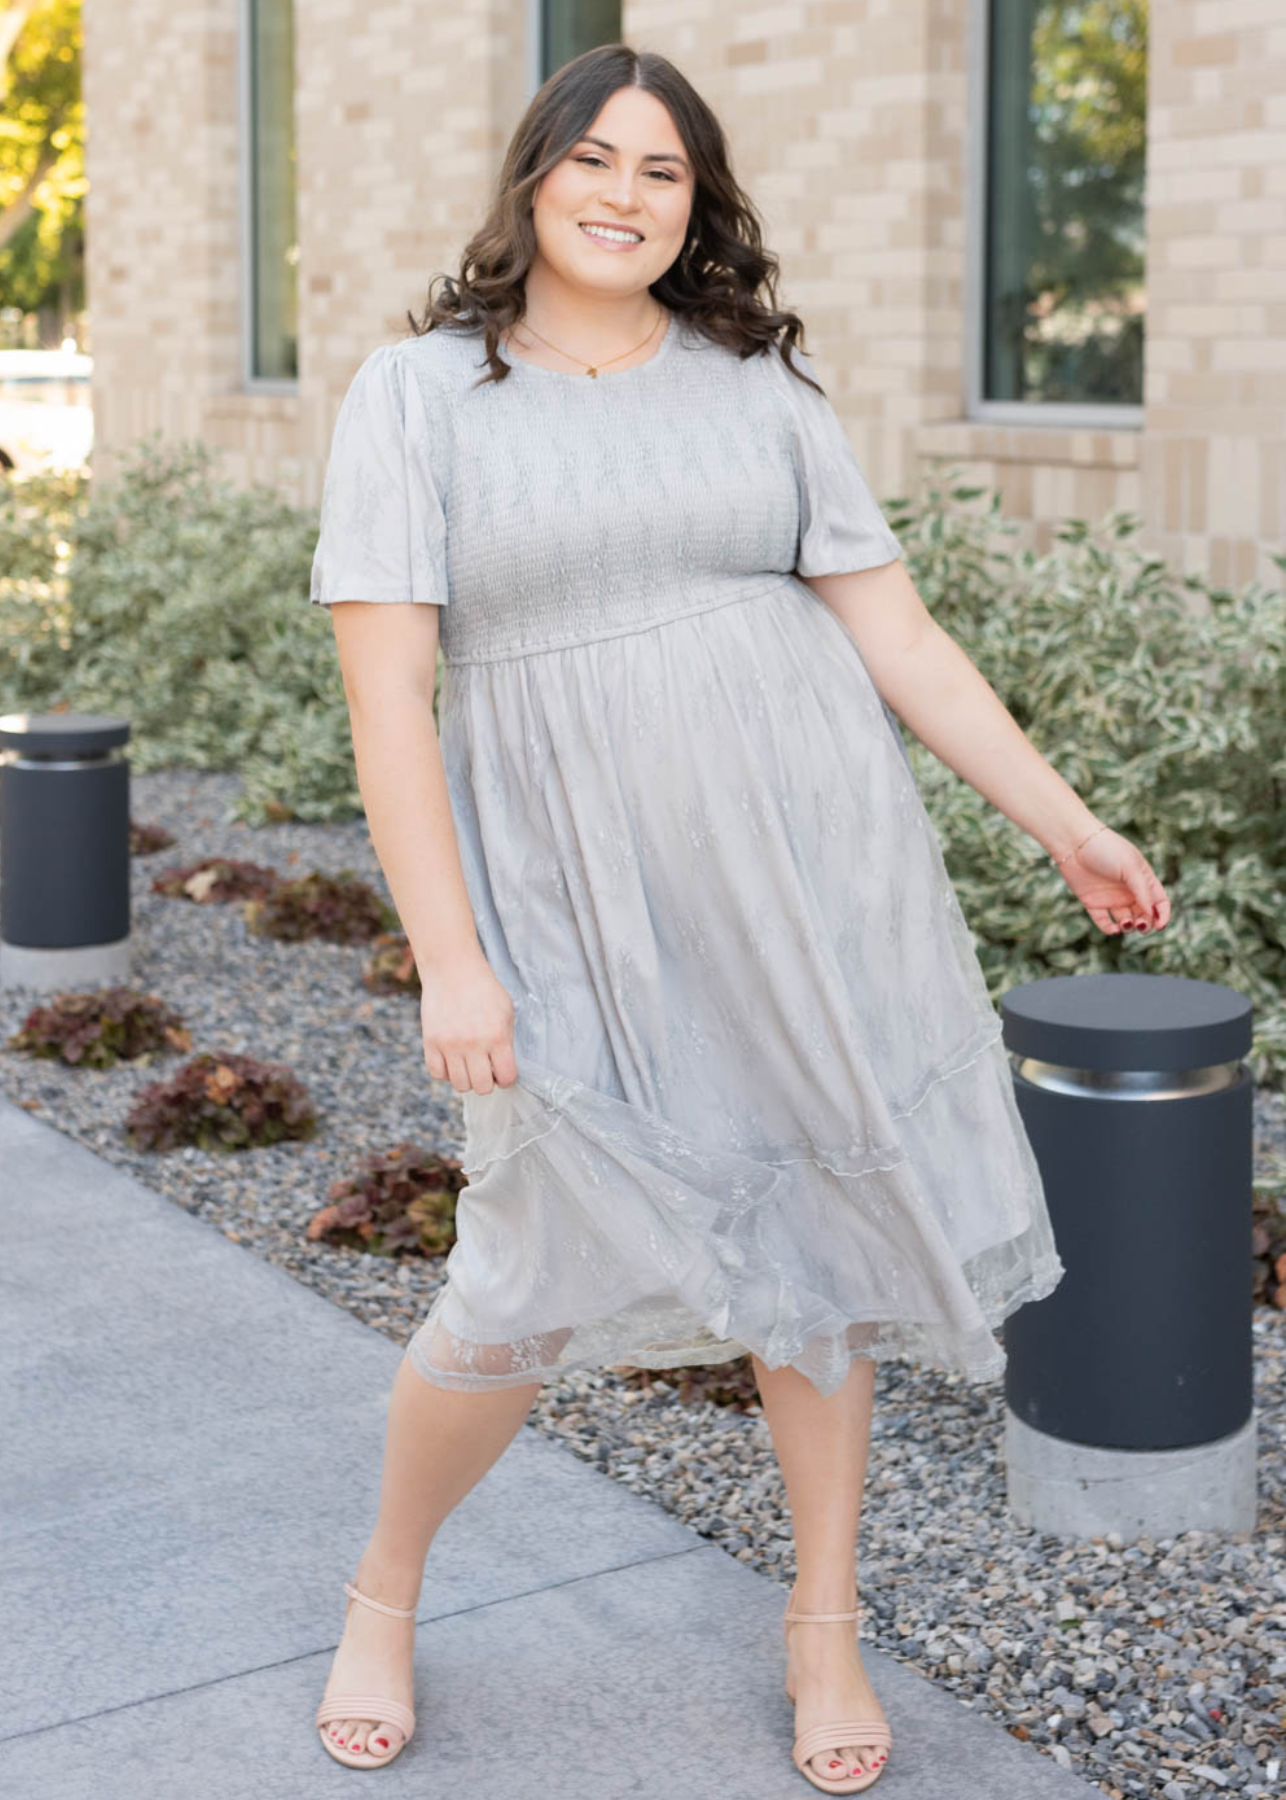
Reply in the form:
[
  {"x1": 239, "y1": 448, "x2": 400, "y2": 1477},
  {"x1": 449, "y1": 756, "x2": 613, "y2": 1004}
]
[{"x1": 577, "y1": 220, "x2": 646, "y2": 251}]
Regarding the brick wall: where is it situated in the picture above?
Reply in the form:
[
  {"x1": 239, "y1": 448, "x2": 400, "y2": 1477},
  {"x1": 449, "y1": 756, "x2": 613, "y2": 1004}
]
[{"x1": 82, "y1": 0, "x2": 1283, "y2": 582}]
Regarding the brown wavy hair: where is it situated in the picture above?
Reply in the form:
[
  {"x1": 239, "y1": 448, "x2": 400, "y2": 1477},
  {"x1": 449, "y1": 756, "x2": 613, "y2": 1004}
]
[{"x1": 406, "y1": 42, "x2": 824, "y2": 396}]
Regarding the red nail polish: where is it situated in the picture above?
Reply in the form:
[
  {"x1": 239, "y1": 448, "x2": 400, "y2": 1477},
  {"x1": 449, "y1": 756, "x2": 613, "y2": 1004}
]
[
  {"x1": 374, "y1": 1738, "x2": 388, "y2": 1748},
  {"x1": 830, "y1": 1760, "x2": 842, "y2": 1768}
]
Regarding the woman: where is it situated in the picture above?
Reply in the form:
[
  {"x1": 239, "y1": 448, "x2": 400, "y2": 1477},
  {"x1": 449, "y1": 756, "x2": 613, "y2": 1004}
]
[{"x1": 307, "y1": 44, "x2": 1170, "y2": 1794}]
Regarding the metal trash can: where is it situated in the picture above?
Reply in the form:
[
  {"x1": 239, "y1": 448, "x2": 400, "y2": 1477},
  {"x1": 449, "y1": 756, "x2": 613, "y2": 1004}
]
[
  {"x1": 999, "y1": 970, "x2": 1255, "y2": 1541},
  {"x1": 0, "y1": 711, "x2": 132, "y2": 992}
]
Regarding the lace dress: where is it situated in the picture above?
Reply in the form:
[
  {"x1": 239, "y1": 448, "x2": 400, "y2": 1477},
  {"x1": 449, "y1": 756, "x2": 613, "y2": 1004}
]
[{"x1": 309, "y1": 311, "x2": 1066, "y2": 1398}]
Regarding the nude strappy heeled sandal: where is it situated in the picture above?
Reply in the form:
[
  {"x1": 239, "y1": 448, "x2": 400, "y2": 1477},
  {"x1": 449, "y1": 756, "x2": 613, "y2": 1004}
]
[
  {"x1": 783, "y1": 1585, "x2": 892, "y2": 1793},
  {"x1": 316, "y1": 1580, "x2": 417, "y2": 1769}
]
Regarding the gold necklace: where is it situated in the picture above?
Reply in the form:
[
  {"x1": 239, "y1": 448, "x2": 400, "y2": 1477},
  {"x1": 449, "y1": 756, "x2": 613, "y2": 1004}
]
[{"x1": 507, "y1": 306, "x2": 667, "y2": 377}]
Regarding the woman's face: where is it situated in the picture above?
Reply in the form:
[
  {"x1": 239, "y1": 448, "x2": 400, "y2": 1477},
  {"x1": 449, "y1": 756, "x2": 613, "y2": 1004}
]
[{"x1": 530, "y1": 86, "x2": 694, "y2": 300}]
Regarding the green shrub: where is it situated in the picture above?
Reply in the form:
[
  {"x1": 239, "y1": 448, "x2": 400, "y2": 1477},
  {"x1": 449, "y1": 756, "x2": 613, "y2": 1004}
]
[
  {"x1": 124, "y1": 1050, "x2": 316, "y2": 1151},
  {"x1": 0, "y1": 437, "x2": 441, "y2": 826},
  {"x1": 305, "y1": 1142, "x2": 466, "y2": 1256},
  {"x1": 243, "y1": 869, "x2": 396, "y2": 943},
  {"x1": 882, "y1": 474, "x2": 1286, "y2": 1088},
  {"x1": 6, "y1": 986, "x2": 190, "y2": 1069},
  {"x1": 361, "y1": 931, "x2": 422, "y2": 997},
  {"x1": 151, "y1": 855, "x2": 280, "y2": 903}
]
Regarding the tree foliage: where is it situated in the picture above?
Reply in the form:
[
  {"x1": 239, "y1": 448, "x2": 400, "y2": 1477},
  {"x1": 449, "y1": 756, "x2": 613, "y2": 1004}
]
[{"x1": 0, "y1": 0, "x2": 84, "y2": 319}]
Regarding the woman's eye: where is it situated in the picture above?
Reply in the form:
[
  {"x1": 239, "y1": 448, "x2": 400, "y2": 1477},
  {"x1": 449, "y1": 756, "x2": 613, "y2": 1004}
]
[{"x1": 574, "y1": 154, "x2": 676, "y2": 181}]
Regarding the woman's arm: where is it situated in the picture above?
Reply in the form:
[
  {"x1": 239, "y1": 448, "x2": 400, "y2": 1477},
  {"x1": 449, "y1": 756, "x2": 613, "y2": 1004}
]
[
  {"x1": 328, "y1": 601, "x2": 518, "y2": 1091},
  {"x1": 801, "y1": 560, "x2": 1170, "y2": 935}
]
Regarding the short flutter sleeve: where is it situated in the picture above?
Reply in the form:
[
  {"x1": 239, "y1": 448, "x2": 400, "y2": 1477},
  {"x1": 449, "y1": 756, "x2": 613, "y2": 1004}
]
[
  {"x1": 309, "y1": 342, "x2": 449, "y2": 607},
  {"x1": 766, "y1": 346, "x2": 903, "y2": 578}
]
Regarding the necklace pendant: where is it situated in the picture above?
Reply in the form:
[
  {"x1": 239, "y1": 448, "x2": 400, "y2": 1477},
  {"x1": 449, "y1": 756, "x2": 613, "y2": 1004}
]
[{"x1": 586, "y1": 366, "x2": 598, "y2": 378}]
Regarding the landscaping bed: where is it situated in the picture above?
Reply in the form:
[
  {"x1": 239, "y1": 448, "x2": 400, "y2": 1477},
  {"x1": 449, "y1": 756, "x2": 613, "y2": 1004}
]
[{"x1": 2, "y1": 763, "x2": 1284, "y2": 1800}]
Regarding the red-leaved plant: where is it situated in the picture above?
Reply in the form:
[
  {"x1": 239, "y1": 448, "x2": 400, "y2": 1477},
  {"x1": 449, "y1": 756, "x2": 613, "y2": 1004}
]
[
  {"x1": 151, "y1": 856, "x2": 281, "y2": 903},
  {"x1": 130, "y1": 819, "x2": 175, "y2": 856},
  {"x1": 7, "y1": 986, "x2": 191, "y2": 1069},
  {"x1": 244, "y1": 869, "x2": 396, "y2": 945},
  {"x1": 361, "y1": 931, "x2": 422, "y2": 996},
  {"x1": 307, "y1": 1142, "x2": 466, "y2": 1256},
  {"x1": 124, "y1": 1051, "x2": 316, "y2": 1152}
]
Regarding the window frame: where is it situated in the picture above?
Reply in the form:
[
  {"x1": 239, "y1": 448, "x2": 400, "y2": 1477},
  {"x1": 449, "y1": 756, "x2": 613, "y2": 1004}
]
[
  {"x1": 237, "y1": 0, "x2": 298, "y2": 392},
  {"x1": 964, "y1": 0, "x2": 1144, "y2": 430}
]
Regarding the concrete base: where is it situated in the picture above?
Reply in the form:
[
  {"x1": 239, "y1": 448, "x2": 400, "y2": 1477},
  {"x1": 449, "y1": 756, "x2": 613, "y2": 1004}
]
[
  {"x1": 0, "y1": 934, "x2": 130, "y2": 992},
  {"x1": 1005, "y1": 1407, "x2": 1258, "y2": 1540}
]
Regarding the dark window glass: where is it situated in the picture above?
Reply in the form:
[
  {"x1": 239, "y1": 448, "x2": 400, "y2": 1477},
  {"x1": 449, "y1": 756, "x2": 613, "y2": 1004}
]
[
  {"x1": 984, "y1": 0, "x2": 1147, "y2": 407},
  {"x1": 541, "y1": 0, "x2": 622, "y2": 80},
  {"x1": 248, "y1": 0, "x2": 297, "y2": 380}
]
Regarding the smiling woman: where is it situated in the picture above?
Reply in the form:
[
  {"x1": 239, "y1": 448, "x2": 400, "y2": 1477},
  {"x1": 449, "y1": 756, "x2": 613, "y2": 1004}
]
[{"x1": 305, "y1": 37, "x2": 1167, "y2": 1796}]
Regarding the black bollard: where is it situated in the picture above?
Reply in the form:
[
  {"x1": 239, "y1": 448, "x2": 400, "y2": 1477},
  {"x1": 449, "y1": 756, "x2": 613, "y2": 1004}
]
[
  {"x1": 999, "y1": 970, "x2": 1255, "y2": 1540},
  {"x1": 0, "y1": 712, "x2": 132, "y2": 992}
]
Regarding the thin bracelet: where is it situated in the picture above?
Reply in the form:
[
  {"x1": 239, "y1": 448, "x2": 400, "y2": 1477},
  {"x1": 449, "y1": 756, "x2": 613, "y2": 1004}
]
[{"x1": 1052, "y1": 822, "x2": 1110, "y2": 868}]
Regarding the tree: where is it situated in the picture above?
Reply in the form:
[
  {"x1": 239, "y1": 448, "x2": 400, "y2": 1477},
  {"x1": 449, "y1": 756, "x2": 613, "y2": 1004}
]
[{"x1": 0, "y1": 0, "x2": 84, "y2": 333}]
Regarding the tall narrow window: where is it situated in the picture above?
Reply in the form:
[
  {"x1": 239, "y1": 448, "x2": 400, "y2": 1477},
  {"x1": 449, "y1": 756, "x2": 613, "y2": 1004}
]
[
  {"x1": 982, "y1": 0, "x2": 1147, "y2": 411},
  {"x1": 540, "y1": 0, "x2": 621, "y2": 81},
  {"x1": 246, "y1": 0, "x2": 297, "y2": 381}
]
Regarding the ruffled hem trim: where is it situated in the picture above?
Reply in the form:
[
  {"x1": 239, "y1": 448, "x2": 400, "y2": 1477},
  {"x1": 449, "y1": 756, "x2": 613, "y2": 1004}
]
[
  {"x1": 405, "y1": 1248, "x2": 1067, "y2": 1397},
  {"x1": 407, "y1": 1023, "x2": 1065, "y2": 1400}
]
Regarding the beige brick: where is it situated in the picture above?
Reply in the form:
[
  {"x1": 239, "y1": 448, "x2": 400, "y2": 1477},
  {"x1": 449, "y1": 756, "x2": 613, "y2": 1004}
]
[
  {"x1": 82, "y1": 0, "x2": 1279, "y2": 581},
  {"x1": 1171, "y1": 31, "x2": 1240, "y2": 67}
]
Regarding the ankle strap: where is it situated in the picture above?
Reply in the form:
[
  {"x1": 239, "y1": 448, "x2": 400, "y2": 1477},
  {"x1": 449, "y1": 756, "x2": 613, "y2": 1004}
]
[
  {"x1": 344, "y1": 1579, "x2": 418, "y2": 1619},
  {"x1": 784, "y1": 1606, "x2": 861, "y2": 1623}
]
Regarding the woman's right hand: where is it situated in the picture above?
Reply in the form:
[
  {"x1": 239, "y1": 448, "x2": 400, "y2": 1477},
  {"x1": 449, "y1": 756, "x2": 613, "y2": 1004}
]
[{"x1": 419, "y1": 953, "x2": 518, "y2": 1094}]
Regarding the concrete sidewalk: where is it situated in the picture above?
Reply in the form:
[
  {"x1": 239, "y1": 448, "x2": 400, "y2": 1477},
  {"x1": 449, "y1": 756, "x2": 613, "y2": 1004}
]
[{"x1": 0, "y1": 1094, "x2": 1096, "y2": 1799}]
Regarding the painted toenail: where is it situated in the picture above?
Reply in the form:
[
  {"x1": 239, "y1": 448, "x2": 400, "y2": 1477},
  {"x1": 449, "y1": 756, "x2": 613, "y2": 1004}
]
[
  {"x1": 829, "y1": 1760, "x2": 842, "y2": 1768},
  {"x1": 374, "y1": 1738, "x2": 388, "y2": 1748}
]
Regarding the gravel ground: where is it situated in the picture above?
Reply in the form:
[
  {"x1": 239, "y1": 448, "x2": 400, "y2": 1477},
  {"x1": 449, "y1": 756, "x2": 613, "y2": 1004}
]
[{"x1": 3, "y1": 765, "x2": 1284, "y2": 1800}]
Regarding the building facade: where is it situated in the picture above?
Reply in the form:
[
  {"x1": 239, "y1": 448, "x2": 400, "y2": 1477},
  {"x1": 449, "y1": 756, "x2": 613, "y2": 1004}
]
[{"x1": 82, "y1": 1, "x2": 1285, "y2": 587}]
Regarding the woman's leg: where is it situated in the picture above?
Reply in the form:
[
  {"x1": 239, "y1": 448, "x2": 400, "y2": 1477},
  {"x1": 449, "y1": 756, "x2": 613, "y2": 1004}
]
[
  {"x1": 319, "y1": 1351, "x2": 544, "y2": 1758},
  {"x1": 751, "y1": 1352, "x2": 889, "y2": 1783}
]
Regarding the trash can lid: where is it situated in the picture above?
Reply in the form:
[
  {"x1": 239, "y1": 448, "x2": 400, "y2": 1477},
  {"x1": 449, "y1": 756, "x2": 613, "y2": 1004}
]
[
  {"x1": 0, "y1": 712, "x2": 130, "y2": 757},
  {"x1": 1000, "y1": 971, "x2": 1252, "y2": 1071}
]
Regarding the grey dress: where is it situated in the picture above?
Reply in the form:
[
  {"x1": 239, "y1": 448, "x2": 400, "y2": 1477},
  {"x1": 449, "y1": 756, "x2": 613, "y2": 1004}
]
[{"x1": 309, "y1": 311, "x2": 1065, "y2": 1398}]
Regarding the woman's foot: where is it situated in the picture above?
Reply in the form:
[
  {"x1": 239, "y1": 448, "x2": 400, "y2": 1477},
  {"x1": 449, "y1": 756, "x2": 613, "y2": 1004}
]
[
  {"x1": 318, "y1": 1553, "x2": 421, "y2": 1763},
  {"x1": 785, "y1": 1589, "x2": 889, "y2": 1785}
]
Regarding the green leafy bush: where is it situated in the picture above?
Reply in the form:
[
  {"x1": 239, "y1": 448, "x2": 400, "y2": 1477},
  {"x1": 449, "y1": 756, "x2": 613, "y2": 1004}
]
[
  {"x1": 362, "y1": 931, "x2": 422, "y2": 997},
  {"x1": 0, "y1": 437, "x2": 439, "y2": 826},
  {"x1": 244, "y1": 869, "x2": 395, "y2": 944},
  {"x1": 305, "y1": 1142, "x2": 466, "y2": 1256},
  {"x1": 124, "y1": 1050, "x2": 316, "y2": 1151},
  {"x1": 881, "y1": 474, "x2": 1286, "y2": 1088},
  {"x1": 151, "y1": 855, "x2": 280, "y2": 902},
  {"x1": 130, "y1": 819, "x2": 175, "y2": 855},
  {"x1": 6, "y1": 986, "x2": 190, "y2": 1069}
]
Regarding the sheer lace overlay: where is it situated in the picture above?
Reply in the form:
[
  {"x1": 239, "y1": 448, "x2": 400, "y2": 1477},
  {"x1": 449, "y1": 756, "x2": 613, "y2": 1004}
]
[{"x1": 310, "y1": 317, "x2": 1066, "y2": 1399}]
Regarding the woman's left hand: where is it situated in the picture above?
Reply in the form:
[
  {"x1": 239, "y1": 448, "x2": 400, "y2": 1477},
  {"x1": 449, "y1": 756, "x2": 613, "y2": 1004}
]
[{"x1": 1055, "y1": 825, "x2": 1171, "y2": 937}]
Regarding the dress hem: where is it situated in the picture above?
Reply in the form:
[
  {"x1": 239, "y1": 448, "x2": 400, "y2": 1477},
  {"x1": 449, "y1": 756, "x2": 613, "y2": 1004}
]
[{"x1": 403, "y1": 1248, "x2": 1067, "y2": 1398}]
